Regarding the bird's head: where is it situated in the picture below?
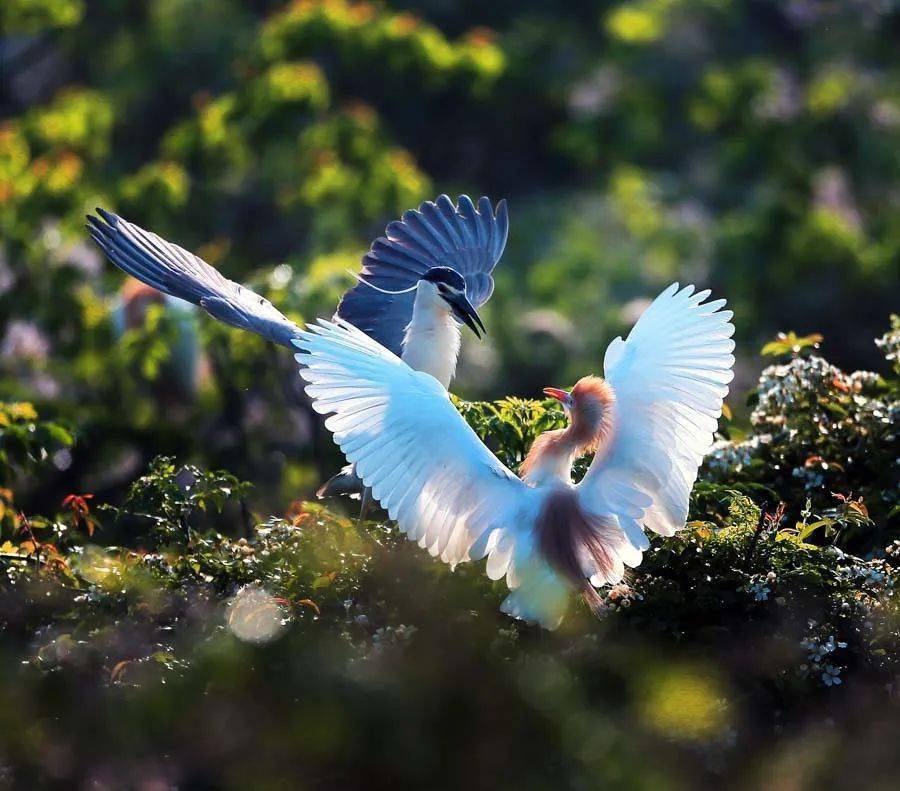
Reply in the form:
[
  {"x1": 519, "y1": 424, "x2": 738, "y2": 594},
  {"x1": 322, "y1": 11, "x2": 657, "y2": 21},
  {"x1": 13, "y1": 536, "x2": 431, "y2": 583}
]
[
  {"x1": 120, "y1": 278, "x2": 165, "y2": 330},
  {"x1": 543, "y1": 376, "x2": 616, "y2": 451},
  {"x1": 420, "y1": 267, "x2": 485, "y2": 339}
]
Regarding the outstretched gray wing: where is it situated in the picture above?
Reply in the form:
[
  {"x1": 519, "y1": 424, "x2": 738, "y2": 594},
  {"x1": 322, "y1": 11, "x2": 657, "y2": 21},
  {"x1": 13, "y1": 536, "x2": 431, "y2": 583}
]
[
  {"x1": 88, "y1": 208, "x2": 302, "y2": 349},
  {"x1": 335, "y1": 194, "x2": 508, "y2": 356}
]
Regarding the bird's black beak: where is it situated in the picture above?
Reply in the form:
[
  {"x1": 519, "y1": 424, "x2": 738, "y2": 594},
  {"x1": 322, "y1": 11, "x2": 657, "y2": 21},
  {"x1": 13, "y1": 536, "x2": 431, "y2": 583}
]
[{"x1": 446, "y1": 293, "x2": 486, "y2": 339}]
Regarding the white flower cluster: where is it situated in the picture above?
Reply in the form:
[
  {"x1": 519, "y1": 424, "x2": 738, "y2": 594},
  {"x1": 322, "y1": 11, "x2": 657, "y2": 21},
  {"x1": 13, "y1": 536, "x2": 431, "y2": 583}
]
[
  {"x1": 799, "y1": 625, "x2": 847, "y2": 687},
  {"x1": 754, "y1": 355, "x2": 838, "y2": 415},
  {"x1": 831, "y1": 549, "x2": 893, "y2": 589},
  {"x1": 741, "y1": 571, "x2": 777, "y2": 601},
  {"x1": 821, "y1": 664, "x2": 843, "y2": 687},
  {"x1": 371, "y1": 624, "x2": 418, "y2": 654},
  {"x1": 857, "y1": 394, "x2": 896, "y2": 429},
  {"x1": 875, "y1": 322, "x2": 899, "y2": 367},
  {"x1": 705, "y1": 435, "x2": 770, "y2": 478},
  {"x1": 848, "y1": 370, "x2": 880, "y2": 389}
]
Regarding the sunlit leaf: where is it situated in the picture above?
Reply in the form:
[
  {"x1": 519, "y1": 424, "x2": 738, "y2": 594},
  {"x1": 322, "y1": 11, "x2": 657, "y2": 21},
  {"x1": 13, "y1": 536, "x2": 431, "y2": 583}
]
[{"x1": 761, "y1": 332, "x2": 824, "y2": 357}]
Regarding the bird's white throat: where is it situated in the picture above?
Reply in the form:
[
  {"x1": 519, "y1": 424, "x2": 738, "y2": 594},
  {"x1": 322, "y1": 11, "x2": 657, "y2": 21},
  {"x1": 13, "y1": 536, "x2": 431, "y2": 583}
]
[
  {"x1": 400, "y1": 281, "x2": 462, "y2": 388},
  {"x1": 521, "y1": 446, "x2": 577, "y2": 487}
]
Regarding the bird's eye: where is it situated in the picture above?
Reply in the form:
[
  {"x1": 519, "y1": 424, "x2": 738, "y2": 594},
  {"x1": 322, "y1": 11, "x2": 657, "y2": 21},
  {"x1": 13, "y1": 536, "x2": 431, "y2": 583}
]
[{"x1": 437, "y1": 284, "x2": 448, "y2": 293}]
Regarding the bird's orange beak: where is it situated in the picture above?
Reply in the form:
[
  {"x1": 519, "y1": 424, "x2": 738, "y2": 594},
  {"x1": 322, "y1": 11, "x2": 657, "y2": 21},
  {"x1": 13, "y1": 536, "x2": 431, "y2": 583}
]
[{"x1": 543, "y1": 387, "x2": 570, "y2": 404}]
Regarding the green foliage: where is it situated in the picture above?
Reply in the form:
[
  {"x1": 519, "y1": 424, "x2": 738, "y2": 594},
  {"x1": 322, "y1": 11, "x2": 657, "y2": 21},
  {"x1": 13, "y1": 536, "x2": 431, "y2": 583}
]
[
  {"x1": 258, "y1": 0, "x2": 505, "y2": 91},
  {"x1": 704, "y1": 328, "x2": 899, "y2": 548},
  {"x1": 102, "y1": 455, "x2": 253, "y2": 546},
  {"x1": 0, "y1": 402, "x2": 70, "y2": 533},
  {"x1": 0, "y1": 401, "x2": 72, "y2": 497},
  {"x1": 454, "y1": 395, "x2": 564, "y2": 470},
  {"x1": 2, "y1": 2, "x2": 900, "y2": 783},
  {"x1": 760, "y1": 331, "x2": 824, "y2": 358},
  {"x1": 1, "y1": 0, "x2": 84, "y2": 33},
  {"x1": 0, "y1": 373, "x2": 898, "y2": 784}
]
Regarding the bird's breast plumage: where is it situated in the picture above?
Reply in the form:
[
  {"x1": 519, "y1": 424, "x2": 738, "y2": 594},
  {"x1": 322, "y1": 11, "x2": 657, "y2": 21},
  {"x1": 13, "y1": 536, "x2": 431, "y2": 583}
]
[
  {"x1": 533, "y1": 486, "x2": 619, "y2": 611},
  {"x1": 399, "y1": 284, "x2": 462, "y2": 388}
]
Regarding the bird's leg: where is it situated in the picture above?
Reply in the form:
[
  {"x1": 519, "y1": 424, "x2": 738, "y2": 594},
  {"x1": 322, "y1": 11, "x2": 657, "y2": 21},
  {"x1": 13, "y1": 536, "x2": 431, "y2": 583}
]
[{"x1": 357, "y1": 486, "x2": 374, "y2": 525}]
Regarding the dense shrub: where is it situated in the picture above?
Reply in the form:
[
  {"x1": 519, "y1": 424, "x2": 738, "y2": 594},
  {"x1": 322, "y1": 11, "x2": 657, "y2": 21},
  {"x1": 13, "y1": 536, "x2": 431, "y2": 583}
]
[
  {"x1": 4, "y1": 0, "x2": 900, "y2": 514},
  {"x1": 0, "y1": 325, "x2": 897, "y2": 786}
]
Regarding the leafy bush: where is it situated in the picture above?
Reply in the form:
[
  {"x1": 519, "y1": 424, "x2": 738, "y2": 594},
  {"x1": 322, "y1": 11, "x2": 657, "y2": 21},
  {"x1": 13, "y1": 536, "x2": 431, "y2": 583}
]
[
  {"x1": 704, "y1": 324, "x2": 899, "y2": 550},
  {"x1": 0, "y1": 325, "x2": 897, "y2": 785},
  {"x1": 0, "y1": 402, "x2": 73, "y2": 534}
]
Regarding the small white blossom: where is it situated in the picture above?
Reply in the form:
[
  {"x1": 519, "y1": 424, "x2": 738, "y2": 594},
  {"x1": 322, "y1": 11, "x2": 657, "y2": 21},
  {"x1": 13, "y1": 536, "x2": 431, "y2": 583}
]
[{"x1": 821, "y1": 665, "x2": 843, "y2": 687}]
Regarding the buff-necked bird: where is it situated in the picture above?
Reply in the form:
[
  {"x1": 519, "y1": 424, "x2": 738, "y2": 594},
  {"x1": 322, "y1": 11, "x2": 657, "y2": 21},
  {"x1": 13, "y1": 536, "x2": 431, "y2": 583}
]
[{"x1": 293, "y1": 283, "x2": 734, "y2": 628}]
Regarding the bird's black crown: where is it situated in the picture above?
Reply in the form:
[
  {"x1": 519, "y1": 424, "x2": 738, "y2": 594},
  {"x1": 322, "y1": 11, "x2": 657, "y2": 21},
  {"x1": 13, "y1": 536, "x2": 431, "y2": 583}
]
[{"x1": 422, "y1": 266, "x2": 466, "y2": 291}]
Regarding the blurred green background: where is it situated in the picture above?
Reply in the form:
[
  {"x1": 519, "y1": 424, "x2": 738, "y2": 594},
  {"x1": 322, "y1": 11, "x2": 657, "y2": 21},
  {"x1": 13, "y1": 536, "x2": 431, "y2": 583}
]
[
  {"x1": 1, "y1": 2, "x2": 900, "y2": 788},
  {"x1": 3, "y1": 0, "x2": 897, "y2": 512},
  {"x1": 0, "y1": 0, "x2": 900, "y2": 791}
]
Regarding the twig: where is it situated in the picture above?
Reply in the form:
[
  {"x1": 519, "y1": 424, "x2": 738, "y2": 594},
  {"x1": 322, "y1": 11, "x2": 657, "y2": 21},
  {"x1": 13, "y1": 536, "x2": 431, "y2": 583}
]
[
  {"x1": 240, "y1": 497, "x2": 253, "y2": 539},
  {"x1": 743, "y1": 501, "x2": 768, "y2": 570}
]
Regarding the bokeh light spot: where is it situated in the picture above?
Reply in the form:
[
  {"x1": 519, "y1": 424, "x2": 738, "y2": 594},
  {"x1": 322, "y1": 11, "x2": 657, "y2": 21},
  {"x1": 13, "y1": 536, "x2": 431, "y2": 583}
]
[
  {"x1": 226, "y1": 585, "x2": 286, "y2": 644},
  {"x1": 637, "y1": 663, "x2": 730, "y2": 743}
]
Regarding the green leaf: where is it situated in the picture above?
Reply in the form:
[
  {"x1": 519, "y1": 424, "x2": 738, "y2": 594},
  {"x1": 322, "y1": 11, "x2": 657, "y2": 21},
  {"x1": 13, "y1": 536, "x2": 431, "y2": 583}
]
[
  {"x1": 761, "y1": 331, "x2": 824, "y2": 357},
  {"x1": 798, "y1": 519, "x2": 834, "y2": 540},
  {"x1": 312, "y1": 571, "x2": 337, "y2": 589}
]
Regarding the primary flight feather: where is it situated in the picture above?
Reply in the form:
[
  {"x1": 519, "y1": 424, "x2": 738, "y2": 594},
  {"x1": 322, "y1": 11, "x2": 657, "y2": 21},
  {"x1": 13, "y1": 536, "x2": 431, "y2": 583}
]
[{"x1": 87, "y1": 195, "x2": 506, "y2": 382}]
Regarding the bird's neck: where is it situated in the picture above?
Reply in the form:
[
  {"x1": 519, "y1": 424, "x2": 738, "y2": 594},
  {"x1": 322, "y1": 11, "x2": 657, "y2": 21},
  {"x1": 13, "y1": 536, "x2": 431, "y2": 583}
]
[
  {"x1": 520, "y1": 411, "x2": 612, "y2": 486},
  {"x1": 400, "y1": 285, "x2": 461, "y2": 389},
  {"x1": 520, "y1": 429, "x2": 582, "y2": 486}
]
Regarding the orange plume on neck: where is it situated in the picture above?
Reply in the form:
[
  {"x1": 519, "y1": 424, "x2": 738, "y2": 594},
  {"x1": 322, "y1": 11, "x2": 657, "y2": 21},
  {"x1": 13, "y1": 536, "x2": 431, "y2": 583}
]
[
  {"x1": 569, "y1": 376, "x2": 615, "y2": 452},
  {"x1": 520, "y1": 377, "x2": 620, "y2": 609},
  {"x1": 520, "y1": 376, "x2": 615, "y2": 478},
  {"x1": 519, "y1": 429, "x2": 567, "y2": 478}
]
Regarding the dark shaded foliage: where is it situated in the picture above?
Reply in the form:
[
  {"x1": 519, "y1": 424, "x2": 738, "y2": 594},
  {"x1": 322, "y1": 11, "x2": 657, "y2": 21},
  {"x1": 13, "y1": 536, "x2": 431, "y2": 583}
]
[{"x1": 0, "y1": 327, "x2": 898, "y2": 787}]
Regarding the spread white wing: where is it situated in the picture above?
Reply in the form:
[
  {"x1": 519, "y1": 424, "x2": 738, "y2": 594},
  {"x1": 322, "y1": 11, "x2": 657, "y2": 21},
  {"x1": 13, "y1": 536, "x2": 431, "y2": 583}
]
[
  {"x1": 293, "y1": 319, "x2": 539, "y2": 576},
  {"x1": 577, "y1": 283, "x2": 735, "y2": 551},
  {"x1": 294, "y1": 284, "x2": 734, "y2": 629}
]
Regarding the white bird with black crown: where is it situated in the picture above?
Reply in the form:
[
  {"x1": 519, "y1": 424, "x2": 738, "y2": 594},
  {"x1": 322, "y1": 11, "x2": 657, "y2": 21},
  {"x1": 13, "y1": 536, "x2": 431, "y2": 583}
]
[
  {"x1": 87, "y1": 195, "x2": 507, "y2": 503},
  {"x1": 293, "y1": 283, "x2": 735, "y2": 628}
]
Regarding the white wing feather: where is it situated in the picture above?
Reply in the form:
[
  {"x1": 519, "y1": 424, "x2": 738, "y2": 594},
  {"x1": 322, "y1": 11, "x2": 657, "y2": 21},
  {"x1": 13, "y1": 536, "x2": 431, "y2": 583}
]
[
  {"x1": 577, "y1": 283, "x2": 735, "y2": 549},
  {"x1": 292, "y1": 319, "x2": 537, "y2": 576}
]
